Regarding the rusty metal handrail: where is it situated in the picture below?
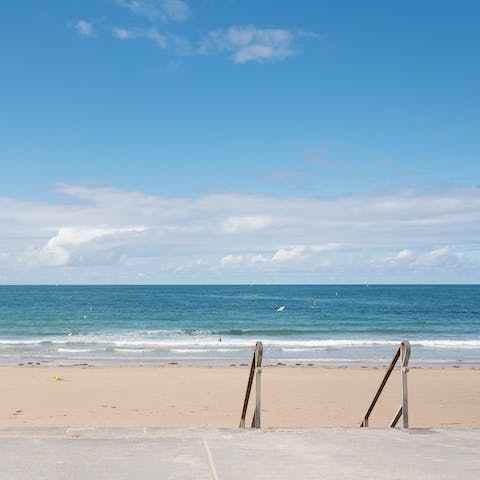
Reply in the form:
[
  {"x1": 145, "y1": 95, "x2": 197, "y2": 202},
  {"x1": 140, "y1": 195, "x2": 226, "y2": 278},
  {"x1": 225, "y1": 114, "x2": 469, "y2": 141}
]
[
  {"x1": 360, "y1": 340, "x2": 411, "y2": 428},
  {"x1": 239, "y1": 342, "x2": 263, "y2": 428}
]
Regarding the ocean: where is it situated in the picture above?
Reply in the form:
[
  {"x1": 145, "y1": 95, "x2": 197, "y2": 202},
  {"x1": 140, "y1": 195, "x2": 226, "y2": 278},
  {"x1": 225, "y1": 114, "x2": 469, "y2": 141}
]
[{"x1": 0, "y1": 285, "x2": 479, "y2": 366}]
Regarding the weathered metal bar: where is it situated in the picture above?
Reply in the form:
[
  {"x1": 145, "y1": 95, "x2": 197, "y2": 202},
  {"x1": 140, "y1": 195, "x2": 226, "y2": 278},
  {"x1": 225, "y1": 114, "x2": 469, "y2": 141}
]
[
  {"x1": 240, "y1": 342, "x2": 263, "y2": 429},
  {"x1": 252, "y1": 343, "x2": 263, "y2": 428},
  {"x1": 239, "y1": 347, "x2": 257, "y2": 428},
  {"x1": 390, "y1": 405, "x2": 403, "y2": 427},
  {"x1": 360, "y1": 346, "x2": 401, "y2": 427}
]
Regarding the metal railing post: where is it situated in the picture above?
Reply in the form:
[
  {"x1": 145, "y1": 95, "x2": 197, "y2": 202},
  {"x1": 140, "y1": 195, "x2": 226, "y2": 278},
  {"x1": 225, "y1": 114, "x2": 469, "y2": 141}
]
[
  {"x1": 361, "y1": 340, "x2": 411, "y2": 428},
  {"x1": 400, "y1": 340, "x2": 410, "y2": 428}
]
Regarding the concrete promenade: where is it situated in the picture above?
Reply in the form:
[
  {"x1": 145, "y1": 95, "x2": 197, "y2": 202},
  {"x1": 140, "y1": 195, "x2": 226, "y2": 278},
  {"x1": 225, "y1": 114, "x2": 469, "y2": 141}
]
[{"x1": 0, "y1": 427, "x2": 478, "y2": 479}]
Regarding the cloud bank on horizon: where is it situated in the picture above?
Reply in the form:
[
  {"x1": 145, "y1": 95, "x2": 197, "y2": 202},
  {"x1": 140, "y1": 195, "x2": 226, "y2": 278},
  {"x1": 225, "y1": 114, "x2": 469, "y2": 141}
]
[{"x1": 0, "y1": 184, "x2": 478, "y2": 284}]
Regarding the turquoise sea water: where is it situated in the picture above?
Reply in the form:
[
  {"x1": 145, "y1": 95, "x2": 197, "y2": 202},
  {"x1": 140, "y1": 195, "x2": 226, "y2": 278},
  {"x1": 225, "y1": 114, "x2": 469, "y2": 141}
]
[{"x1": 0, "y1": 285, "x2": 479, "y2": 366}]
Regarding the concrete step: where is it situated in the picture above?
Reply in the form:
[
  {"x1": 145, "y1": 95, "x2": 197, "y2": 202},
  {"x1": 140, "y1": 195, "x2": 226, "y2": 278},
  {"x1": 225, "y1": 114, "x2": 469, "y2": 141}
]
[{"x1": 0, "y1": 427, "x2": 478, "y2": 479}]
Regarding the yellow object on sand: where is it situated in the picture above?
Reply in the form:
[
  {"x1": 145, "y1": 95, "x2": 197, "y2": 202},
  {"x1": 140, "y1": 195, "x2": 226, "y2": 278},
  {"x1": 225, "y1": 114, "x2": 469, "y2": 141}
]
[{"x1": 53, "y1": 375, "x2": 63, "y2": 381}]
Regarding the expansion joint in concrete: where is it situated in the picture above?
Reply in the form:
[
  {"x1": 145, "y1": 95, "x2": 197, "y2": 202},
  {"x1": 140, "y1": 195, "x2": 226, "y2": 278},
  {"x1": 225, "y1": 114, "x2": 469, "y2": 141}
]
[{"x1": 202, "y1": 437, "x2": 219, "y2": 480}]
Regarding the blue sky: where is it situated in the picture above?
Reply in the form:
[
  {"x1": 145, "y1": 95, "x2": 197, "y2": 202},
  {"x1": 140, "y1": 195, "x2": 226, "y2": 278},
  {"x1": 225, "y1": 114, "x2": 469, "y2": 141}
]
[{"x1": 0, "y1": 0, "x2": 479, "y2": 284}]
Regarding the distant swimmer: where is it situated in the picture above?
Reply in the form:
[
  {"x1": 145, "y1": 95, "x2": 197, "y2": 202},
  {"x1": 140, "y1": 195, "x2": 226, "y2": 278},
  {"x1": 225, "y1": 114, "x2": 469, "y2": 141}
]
[
  {"x1": 277, "y1": 306, "x2": 286, "y2": 312},
  {"x1": 218, "y1": 336, "x2": 222, "y2": 342},
  {"x1": 83, "y1": 314, "x2": 87, "y2": 319}
]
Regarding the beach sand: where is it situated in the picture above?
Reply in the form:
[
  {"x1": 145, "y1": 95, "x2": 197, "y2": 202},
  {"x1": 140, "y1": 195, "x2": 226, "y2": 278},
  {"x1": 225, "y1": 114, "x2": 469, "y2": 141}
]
[{"x1": 1, "y1": 365, "x2": 478, "y2": 428}]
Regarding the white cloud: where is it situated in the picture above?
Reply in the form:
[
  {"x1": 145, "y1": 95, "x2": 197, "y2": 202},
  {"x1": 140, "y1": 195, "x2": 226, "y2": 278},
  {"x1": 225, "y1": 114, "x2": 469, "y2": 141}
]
[
  {"x1": 116, "y1": 0, "x2": 161, "y2": 19},
  {"x1": 310, "y1": 244, "x2": 342, "y2": 253},
  {"x1": 144, "y1": 29, "x2": 168, "y2": 48},
  {"x1": 222, "y1": 215, "x2": 272, "y2": 234},
  {"x1": 220, "y1": 253, "x2": 268, "y2": 267},
  {"x1": 199, "y1": 25, "x2": 298, "y2": 63},
  {"x1": 23, "y1": 226, "x2": 148, "y2": 267},
  {"x1": 74, "y1": 6, "x2": 316, "y2": 64},
  {"x1": 75, "y1": 20, "x2": 94, "y2": 37},
  {"x1": 111, "y1": 27, "x2": 190, "y2": 53},
  {"x1": 161, "y1": 0, "x2": 191, "y2": 22},
  {"x1": 214, "y1": 253, "x2": 269, "y2": 274},
  {"x1": 272, "y1": 247, "x2": 309, "y2": 262},
  {"x1": 112, "y1": 27, "x2": 137, "y2": 40},
  {"x1": 396, "y1": 249, "x2": 414, "y2": 260},
  {"x1": 272, "y1": 244, "x2": 339, "y2": 262},
  {"x1": 112, "y1": 27, "x2": 166, "y2": 46},
  {"x1": 220, "y1": 254, "x2": 244, "y2": 266},
  {"x1": 1, "y1": 185, "x2": 479, "y2": 283},
  {"x1": 412, "y1": 246, "x2": 465, "y2": 268},
  {"x1": 116, "y1": 0, "x2": 191, "y2": 22}
]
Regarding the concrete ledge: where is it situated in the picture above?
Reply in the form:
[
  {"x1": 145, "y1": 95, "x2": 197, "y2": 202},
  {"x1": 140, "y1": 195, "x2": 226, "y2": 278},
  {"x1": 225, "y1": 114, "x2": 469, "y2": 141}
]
[{"x1": 0, "y1": 427, "x2": 478, "y2": 479}]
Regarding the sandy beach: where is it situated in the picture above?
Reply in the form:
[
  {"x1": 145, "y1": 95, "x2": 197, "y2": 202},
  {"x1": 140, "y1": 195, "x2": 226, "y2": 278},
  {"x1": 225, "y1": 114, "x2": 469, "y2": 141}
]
[{"x1": 1, "y1": 365, "x2": 478, "y2": 428}]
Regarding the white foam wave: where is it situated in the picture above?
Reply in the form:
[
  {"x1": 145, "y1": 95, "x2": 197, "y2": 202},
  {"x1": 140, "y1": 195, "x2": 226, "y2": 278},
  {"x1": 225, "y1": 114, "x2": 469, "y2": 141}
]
[
  {"x1": 57, "y1": 348, "x2": 98, "y2": 353},
  {"x1": 170, "y1": 348, "x2": 239, "y2": 353},
  {"x1": 282, "y1": 347, "x2": 329, "y2": 352},
  {"x1": 0, "y1": 339, "x2": 46, "y2": 345},
  {"x1": 412, "y1": 339, "x2": 480, "y2": 349},
  {"x1": 113, "y1": 348, "x2": 158, "y2": 353},
  {"x1": 1, "y1": 336, "x2": 479, "y2": 350},
  {"x1": 101, "y1": 338, "x2": 400, "y2": 349}
]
